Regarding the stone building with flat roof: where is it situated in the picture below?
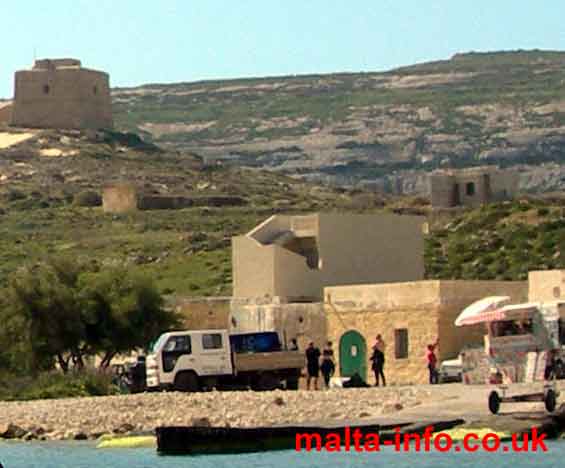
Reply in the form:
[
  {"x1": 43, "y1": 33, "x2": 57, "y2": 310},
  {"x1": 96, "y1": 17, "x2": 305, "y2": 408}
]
[
  {"x1": 232, "y1": 213, "x2": 425, "y2": 302},
  {"x1": 324, "y1": 280, "x2": 527, "y2": 385},
  {"x1": 229, "y1": 212, "x2": 425, "y2": 352},
  {"x1": 429, "y1": 167, "x2": 519, "y2": 209},
  {"x1": 10, "y1": 58, "x2": 113, "y2": 130}
]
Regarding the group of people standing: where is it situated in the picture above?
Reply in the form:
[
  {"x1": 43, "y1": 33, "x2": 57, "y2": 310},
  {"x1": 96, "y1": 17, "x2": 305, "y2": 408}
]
[
  {"x1": 302, "y1": 341, "x2": 335, "y2": 390},
  {"x1": 370, "y1": 334, "x2": 441, "y2": 386},
  {"x1": 293, "y1": 334, "x2": 442, "y2": 388}
]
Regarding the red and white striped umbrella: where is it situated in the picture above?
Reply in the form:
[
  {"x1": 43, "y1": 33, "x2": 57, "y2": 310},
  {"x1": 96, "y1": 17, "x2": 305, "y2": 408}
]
[{"x1": 455, "y1": 296, "x2": 511, "y2": 327}]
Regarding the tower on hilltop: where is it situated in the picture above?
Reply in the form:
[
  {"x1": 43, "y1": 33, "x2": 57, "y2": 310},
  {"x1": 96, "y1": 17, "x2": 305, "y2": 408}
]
[{"x1": 10, "y1": 58, "x2": 113, "y2": 130}]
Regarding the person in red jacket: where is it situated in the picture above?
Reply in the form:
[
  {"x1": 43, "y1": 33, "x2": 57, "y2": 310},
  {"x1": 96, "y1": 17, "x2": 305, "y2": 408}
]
[{"x1": 426, "y1": 338, "x2": 440, "y2": 384}]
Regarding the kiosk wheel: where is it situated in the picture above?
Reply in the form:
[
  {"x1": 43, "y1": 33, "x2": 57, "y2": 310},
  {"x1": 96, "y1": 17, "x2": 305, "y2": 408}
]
[
  {"x1": 488, "y1": 390, "x2": 501, "y2": 414},
  {"x1": 554, "y1": 360, "x2": 565, "y2": 380},
  {"x1": 544, "y1": 388, "x2": 556, "y2": 413}
]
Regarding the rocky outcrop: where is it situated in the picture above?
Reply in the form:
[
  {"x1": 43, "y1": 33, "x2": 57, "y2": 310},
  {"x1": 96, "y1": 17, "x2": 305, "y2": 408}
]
[
  {"x1": 110, "y1": 51, "x2": 565, "y2": 191},
  {"x1": 0, "y1": 423, "x2": 27, "y2": 439}
]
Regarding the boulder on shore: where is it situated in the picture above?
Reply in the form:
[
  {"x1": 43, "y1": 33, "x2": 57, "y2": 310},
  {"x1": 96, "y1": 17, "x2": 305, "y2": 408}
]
[{"x1": 0, "y1": 423, "x2": 27, "y2": 439}]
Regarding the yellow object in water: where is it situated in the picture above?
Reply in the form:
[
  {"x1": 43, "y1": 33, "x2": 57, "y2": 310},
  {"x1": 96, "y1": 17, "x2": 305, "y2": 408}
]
[
  {"x1": 435, "y1": 427, "x2": 512, "y2": 442},
  {"x1": 96, "y1": 435, "x2": 156, "y2": 449}
]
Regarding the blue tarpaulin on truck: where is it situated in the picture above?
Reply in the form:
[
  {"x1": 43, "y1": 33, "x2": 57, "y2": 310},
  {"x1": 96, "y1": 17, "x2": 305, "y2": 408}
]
[{"x1": 229, "y1": 332, "x2": 282, "y2": 353}]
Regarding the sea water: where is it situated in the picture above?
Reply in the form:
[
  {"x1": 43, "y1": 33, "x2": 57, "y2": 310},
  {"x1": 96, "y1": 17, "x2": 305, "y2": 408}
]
[{"x1": 0, "y1": 441, "x2": 564, "y2": 468}]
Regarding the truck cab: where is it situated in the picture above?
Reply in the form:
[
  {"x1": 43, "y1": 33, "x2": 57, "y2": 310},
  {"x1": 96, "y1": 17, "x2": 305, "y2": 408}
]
[{"x1": 146, "y1": 329, "x2": 232, "y2": 391}]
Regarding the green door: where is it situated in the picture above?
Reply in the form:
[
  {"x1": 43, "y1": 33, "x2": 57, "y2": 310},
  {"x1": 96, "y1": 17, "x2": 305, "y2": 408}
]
[{"x1": 339, "y1": 330, "x2": 367, "y2": 380}]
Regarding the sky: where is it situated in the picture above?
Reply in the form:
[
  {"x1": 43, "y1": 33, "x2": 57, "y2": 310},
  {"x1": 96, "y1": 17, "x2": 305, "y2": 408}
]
[{"x1": 1, "y1": 0, "x2": 565, "y2": 98}]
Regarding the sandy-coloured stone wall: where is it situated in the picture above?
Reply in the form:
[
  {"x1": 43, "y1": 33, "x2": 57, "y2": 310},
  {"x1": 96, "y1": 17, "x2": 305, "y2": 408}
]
[
  {"x1": 11, "y1": 59, "x2": 113, "y2": 130},
  {"x1": 528, "y1": 269, "x2": 565, "y2": 302},
  {"x1": 233, "y1": 213, "x2": 425, "y2": 300},
  {"x1": 0, "y1": 102, "x2": 12, "y2": 124},
  {"x1": 325, "y1": 280, "x2": 527, "y2": 385},
  {"x1": 102, "y1": 184, "x2": 138, "y2": 213},
  {"x1": 173, "y1": 297, "x2": 232, "y2": 330},
  {"x1": 230, "y1": 298, "x2": 326, "y2": 350}
]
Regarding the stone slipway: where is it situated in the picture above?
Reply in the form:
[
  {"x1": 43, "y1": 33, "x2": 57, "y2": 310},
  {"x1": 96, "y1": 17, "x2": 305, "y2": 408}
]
[{"x1": 360, "y1": 382, "x2": 565, "y2": 440}]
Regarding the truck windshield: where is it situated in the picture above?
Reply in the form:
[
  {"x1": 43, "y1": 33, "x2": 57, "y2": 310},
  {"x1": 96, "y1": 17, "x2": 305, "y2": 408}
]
[{"x1": 151, "y1": 335, "x2": 168, "y2": 353}]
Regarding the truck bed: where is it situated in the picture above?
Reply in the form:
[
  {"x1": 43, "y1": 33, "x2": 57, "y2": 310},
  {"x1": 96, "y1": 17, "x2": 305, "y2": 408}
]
[{"x1": 233, "y1": 351, "x2": 304, "y2": 373}]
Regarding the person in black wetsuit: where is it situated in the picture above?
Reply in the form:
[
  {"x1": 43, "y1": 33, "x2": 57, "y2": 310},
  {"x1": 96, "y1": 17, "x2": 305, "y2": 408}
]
[
  {"x1": 320, "y1": 341, "x2": 336, "y2": 389},
  {"x1": 370, "y1": 334, "x2": 386, "y2": 387},
  {"x1": 305, "y1": 342, "x2": 321, "y2": 390}
]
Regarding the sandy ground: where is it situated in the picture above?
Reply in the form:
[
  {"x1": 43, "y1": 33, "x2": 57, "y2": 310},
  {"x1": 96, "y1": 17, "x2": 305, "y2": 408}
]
[
  {"x1": 1, "y1": 382, "x2": 564, "y2": 441},
  {"x1": 0, "y1": 131, "x2": 35, "y2": 149},
  {"x1": 39, "y1": 148, "x2": 79, "y2": 157}
]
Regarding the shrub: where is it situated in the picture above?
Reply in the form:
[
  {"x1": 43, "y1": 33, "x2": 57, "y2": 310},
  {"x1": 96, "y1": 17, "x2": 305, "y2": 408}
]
[
  {"x1": 74, "y1": 191, "x2": 102, "y2": 207},
  {"x1": 22, "y1": 371, "x2": 118, "y2": 400},
  {"x1": 5, "y1": 189, "x2": 26, "y2": 202},
  {"x1": 517, "y1": 202, "x2": 531, "y2": 212},
  {"x1": 10, "y1": 198, "x2": 49, "y2": 211},
  {"x1": 0, "y1": 370, "x2": 119, "y2": 401}
]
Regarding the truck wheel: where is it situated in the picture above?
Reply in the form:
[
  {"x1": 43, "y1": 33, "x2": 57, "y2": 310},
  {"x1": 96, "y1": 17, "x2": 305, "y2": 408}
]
[
  {"x1": 254, "y1": 372, "x2": 280, "y2": 391},
  {"x1": 544, "y1": 389, "x2": 556, "y2": 413},
  {"x1": 488, "y1": 391, "x2": 500, "y2": 415},
  {"x1": 174, "y1": 372, "x2": 200, "y2": 392}
]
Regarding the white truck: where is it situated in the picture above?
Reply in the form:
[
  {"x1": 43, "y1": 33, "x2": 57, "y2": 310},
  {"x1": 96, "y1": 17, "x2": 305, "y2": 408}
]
[{"x1": 146, "y1": 329, "x2": 304, "y2": 392}]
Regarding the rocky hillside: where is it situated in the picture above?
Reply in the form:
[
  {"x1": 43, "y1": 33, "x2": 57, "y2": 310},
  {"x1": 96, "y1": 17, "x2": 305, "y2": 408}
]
[
  {"x1": 112, "y1": 50, "x2": 565, "y2": 192},
  {"x1": 2, "y1": 126, "x2": 565, "y2": 296},
  {"x1": 2, "y1": 50, "x2": 565, "y2": 298},
  {"x1": 0, "y1": 126, "x2": 389, "y2": 296}
]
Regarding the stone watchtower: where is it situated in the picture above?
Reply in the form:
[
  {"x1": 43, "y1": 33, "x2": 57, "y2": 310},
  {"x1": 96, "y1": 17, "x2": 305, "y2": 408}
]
[{"x1": 11, "y1": 58, "x2": 113, "y2": 130}]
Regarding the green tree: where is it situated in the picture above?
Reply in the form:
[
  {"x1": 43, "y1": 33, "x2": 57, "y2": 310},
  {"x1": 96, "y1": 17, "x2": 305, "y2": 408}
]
[
  {"x1": 80, "y1": 268, "x2": 181, "y2": 369},
  {"x1": 0, "y1": 289, "x2": 36, "y2": 375},
  {"x1": 2, "y1": 259, "x2": 180, "y2": 374},
  {"x1": 5, "y1": 259, "x2": 86, "y2": 373}
]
